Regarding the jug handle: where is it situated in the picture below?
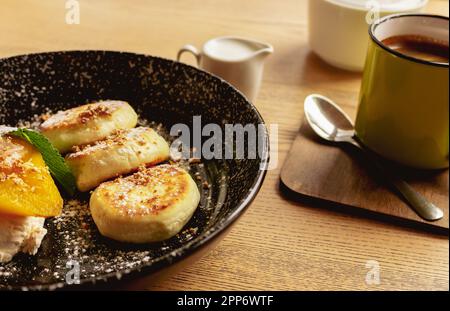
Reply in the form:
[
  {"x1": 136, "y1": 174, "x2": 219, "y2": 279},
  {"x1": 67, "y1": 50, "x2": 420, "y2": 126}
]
[{"x1": 177, "y1": 44, "x2": 201, "y2": 66}]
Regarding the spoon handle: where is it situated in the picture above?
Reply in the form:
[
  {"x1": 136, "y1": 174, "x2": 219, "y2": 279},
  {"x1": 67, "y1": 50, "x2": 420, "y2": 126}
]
[{"x1": 349, "y1": 138, "x2": 444, "y2": 221}]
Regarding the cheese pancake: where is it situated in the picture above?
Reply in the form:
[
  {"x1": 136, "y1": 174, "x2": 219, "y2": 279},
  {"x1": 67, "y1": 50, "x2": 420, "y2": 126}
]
[
  {"x1": 40, "y1": 100, "x2": 138, "y2": 153},
  {"x1": 66, "y1": 127, "x2": 170, "y2": 192},
  {"x1": 90, "y1": 165, "x2": 200, "y2": 243}
]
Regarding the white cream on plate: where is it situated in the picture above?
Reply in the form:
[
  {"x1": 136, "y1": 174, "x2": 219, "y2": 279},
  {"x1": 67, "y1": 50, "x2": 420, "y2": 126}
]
[{"x1": 0, "y1": 215, "x2": 47, "y2": 263}]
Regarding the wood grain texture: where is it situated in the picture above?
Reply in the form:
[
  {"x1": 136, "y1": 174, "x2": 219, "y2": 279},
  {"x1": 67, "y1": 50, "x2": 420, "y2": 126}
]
[
  {"x1": 281, "y1": 114, "x2": 449, "y2": 230},
  {"x1": 1, "y1": 0, "x2": 448, "y2": 291}
]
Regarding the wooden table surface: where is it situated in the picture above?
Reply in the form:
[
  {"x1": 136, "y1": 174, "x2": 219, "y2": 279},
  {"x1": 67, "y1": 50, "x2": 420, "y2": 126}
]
[{"x1": 1, "y1": 0, "x2": 448, "y2": 291}]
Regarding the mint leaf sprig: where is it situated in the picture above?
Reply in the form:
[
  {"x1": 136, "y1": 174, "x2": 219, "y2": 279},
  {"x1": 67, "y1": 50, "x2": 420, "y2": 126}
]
[{"x1": 9, "y1": 128, "x2": 76, "y2": 196}]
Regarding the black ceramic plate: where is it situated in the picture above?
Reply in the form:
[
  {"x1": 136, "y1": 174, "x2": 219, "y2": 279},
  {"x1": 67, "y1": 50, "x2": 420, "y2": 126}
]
[{"x1": 0, "y1": 51, "x2": 269, "y2": 290}]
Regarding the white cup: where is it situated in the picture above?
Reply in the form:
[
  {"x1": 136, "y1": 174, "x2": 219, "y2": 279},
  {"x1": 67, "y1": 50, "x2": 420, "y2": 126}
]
[
  {"x1": 177, "y1": 36, "x2": 273, "y2": 102},
  {"x1": 308, "y1": 0, "x2": 428, "y2": 71}
]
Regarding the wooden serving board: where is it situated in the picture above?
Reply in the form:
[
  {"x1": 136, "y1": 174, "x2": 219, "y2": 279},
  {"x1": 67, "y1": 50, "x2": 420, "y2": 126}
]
[{"x1": 280, "y1": 116, "x2": 449, "y2": 231}]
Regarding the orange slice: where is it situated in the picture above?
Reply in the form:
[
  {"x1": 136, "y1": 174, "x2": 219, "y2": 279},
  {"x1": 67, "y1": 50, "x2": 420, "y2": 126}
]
[{"x1": 0, "y1": 135, "x2": 63, "y2": 217}]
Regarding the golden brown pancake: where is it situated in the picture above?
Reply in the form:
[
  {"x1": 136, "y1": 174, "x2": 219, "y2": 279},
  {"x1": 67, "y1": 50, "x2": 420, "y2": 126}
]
[
  {"x1": 40, "y1": 100, "x2": 138, "y2": 153},
  {"x1": 66, "y1": 127, "x2": 170, "y2": 192},
  {"x1": 90, "y1": 164, "x2": 200, "y2": 243}
]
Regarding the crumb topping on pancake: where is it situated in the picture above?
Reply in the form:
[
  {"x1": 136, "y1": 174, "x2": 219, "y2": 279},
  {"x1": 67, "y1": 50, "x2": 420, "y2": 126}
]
[
  {"x1": 40, "y1": 101, "x2": 125, "y2": 130},
  {"x1": 98, "y1": 165, "x2": 189, "y2": 217},
  {"x1": 66, "y1": 127, "x2": 158, "y2": 158}
]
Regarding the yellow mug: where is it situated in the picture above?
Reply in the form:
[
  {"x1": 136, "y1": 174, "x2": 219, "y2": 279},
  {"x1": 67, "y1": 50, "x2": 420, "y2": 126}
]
[{"x1": 355, "y1": 14, "x2": 449, "y2": 169}]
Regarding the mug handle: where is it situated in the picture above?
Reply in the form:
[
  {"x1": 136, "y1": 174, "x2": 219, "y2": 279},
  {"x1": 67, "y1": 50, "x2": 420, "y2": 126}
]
[{"x1": 177, "y1": 44, "x2": 201, "y2": 66}]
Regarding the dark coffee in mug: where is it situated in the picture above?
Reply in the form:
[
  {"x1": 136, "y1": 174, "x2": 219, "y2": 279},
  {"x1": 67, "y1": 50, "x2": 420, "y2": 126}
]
[{"x1": 382, "y1": 35, "x2": 449, "y2": 63}]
